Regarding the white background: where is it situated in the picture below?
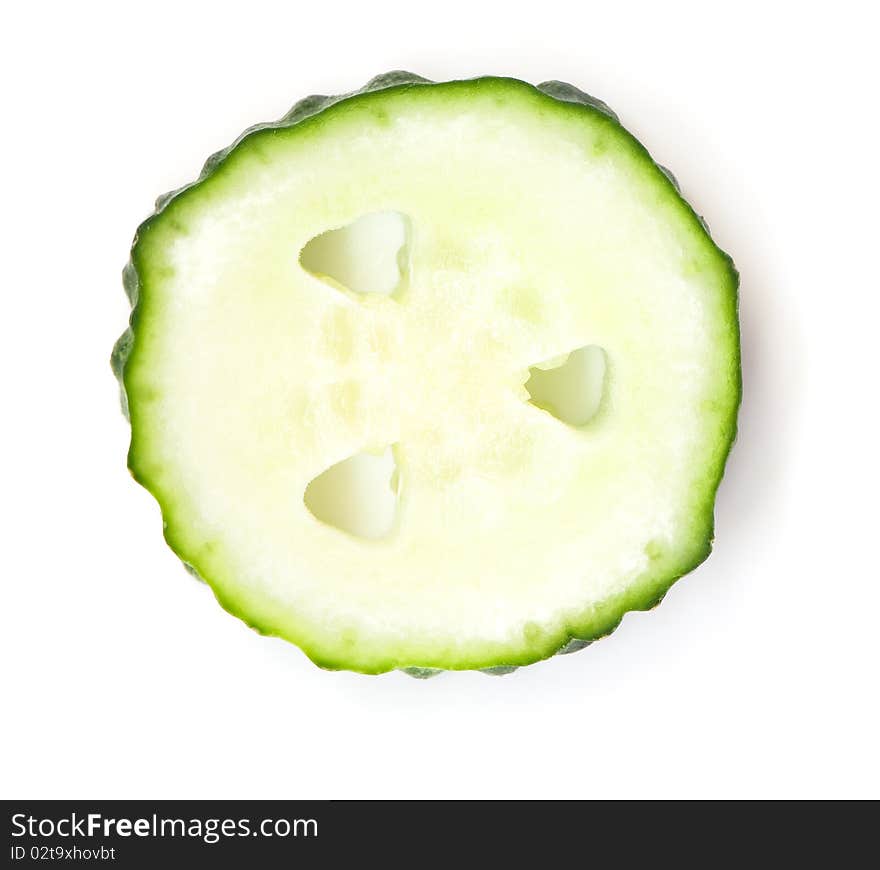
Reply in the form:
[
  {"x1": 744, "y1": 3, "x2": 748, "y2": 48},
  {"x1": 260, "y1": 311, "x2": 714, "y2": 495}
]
[{"x1": 2, "y1": 1, "x2": 878, "y2": 799}]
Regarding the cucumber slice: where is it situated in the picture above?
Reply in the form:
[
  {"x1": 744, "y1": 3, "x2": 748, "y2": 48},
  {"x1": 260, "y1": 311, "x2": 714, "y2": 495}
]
[{"x1": 114, "y1": 73, "x2": 740, "y2": 674}]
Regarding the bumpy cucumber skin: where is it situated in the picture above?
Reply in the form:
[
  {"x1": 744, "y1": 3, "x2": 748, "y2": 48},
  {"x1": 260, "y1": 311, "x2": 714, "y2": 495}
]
[{"x1": 113, "y1": 72, "x2": 741, "y2": 677}]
